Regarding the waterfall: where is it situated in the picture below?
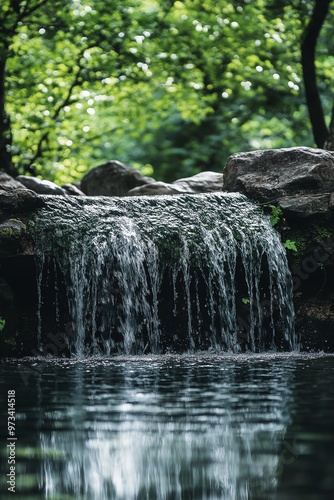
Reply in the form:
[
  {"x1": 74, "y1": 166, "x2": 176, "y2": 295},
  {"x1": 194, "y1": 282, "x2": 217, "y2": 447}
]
[{"x1": 32, "y1": 192, "x2": 297, "y2": 355}]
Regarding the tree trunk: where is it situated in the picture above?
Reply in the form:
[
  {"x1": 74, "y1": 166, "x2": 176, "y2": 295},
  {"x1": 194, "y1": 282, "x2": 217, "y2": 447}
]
[
  {"x1": 301, "y1": 0, "x2": 331, "y2": 148},
  {"x1": 324, "y1": 101, "x2": 334, "y2": 150},
  {"x1": 0, "y1": 55, "x2": 17, "y2": 177}
]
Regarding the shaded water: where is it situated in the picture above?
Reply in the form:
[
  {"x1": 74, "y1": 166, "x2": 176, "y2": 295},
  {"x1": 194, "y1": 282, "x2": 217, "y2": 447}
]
[
  {"x1": 32, "y1": 193, "x2": 296, "y2": 354},
  {"x1": 1, "y1": 353, "x2": 334, "y2": 499}
]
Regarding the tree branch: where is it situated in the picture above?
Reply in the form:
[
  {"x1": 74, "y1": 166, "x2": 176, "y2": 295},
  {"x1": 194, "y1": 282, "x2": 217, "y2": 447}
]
[
  {"x1": 27, "y1": 53, "x2": 85, "y2": 167},
  {"x1": 18, "y1": 0, "x2": 51, "y2": 23}
]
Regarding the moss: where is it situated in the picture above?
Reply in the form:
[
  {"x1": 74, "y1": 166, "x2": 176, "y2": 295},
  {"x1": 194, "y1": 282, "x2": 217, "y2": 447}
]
[
  {"x1": 0, "y1": 219, "x2": 26, "y2": 241},
  {"x1": 0, "y1": 227, "x2": 14, "y2": 237},
  {"x1": 284, "y1": 230, "x2": 308, "y2": 256},
  {"x1": 281, "y1": 220, "x2": 334, "y2": 262},
  {"x1": 0, "y1": 316, "x2": 6, "y2": 332},
  {"x1": 4, "y1": 336, "x2": 16, "y2": 347},
  {"x1": 9, "y1": 218, "x2": 26, "y2": 230},
  {"x1": 312, "y1": 225, "x2": 334, "y2": 242}
]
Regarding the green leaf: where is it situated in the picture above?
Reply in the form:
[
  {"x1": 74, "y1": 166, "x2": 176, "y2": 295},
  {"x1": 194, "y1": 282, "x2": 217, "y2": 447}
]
[
  {"x1": 284, "y1": 239, "x2": 298, "y2": 252},
  {"x1": 269, "y1": 205, "x2": 283, "y2": 227},
  {"x1": 0, "y1": 317, "x2": 6, "y2": 332}
]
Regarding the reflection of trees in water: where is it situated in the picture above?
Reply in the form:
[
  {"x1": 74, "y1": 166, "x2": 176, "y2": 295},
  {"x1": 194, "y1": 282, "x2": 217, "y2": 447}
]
[{"x1": 35, "y1": 358, "x2": 296, "y2": 499}]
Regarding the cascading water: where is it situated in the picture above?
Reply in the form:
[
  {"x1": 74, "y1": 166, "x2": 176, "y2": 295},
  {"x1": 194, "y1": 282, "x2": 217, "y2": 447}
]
[{"x1": 32, "y1": 192, "x2": 297, "y2": 355}]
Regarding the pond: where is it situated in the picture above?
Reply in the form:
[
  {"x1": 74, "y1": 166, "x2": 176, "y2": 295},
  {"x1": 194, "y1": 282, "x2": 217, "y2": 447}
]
[{"x1": 1, "y1": 352, "x2": 334, "y2": 499}]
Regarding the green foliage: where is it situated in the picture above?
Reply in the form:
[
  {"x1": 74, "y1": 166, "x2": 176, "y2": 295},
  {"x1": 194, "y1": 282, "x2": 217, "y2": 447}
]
[
  {"x1": 269, "y1": 205, "x2": 283, "y2": 227},
  {"x1": 241, "y1": 297, "x2": 250, "y2": 305},
  {"x1": 0, "y1": 316, "x2": 6, "y2": 332},
  {"x1": 312, "y1": 225, "x2": 334, "y2": 242},
  {"x1": 268, "y1": 204, "x2": 300, "y2": 254},
  {"x1": 1, "y1": 0, "x2": 333, "y2": 182},
  {"x1": 280, "y1": 223, "x2": 334, "y2": 261},
  {"x1": 283, "y1": 239, "x2": 298, "y2": 253}
]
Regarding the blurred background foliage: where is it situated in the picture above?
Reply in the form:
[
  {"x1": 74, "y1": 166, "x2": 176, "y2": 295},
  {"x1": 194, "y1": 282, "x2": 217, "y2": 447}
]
[{"x1": 0, "y1": 0, "x2": 333, "y2": 184}]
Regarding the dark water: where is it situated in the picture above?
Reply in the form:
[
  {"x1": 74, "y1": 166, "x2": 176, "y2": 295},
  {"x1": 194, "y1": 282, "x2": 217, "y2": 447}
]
[{"x1": 1, "y1": 353, "x2": 334, "y2": 499}]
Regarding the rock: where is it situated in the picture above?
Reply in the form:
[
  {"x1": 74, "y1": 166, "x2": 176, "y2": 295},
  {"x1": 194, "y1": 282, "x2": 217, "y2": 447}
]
[
  {"x1": 126, "y1": 181, "x2": 188, "y2": 196},
  {"x1": 296, "y1": 300, "x2": 334, "y2": 352},
  {"x1": 0, "y1": 277, "x2": 14, "y2": 303},
  {"x1": 173, "y1": 171, "x2": 224, "y2": 193},
  {"x1": 278, "y1": 193, "x2": 332, "y2": 219},
  {"x1": 223, "y1": 147, "x2": 334, "y2": 202},
  {"x1": 0, "y1": 219, "x2": 26, "y2": 256},
  {"x1": 0, "y1": 189, "x2": 20, "y2": 210},
  {"x1": 81, "y1": 160, "x2": 155, "y2": 196},
  {"x1": 0, "y1": 219, "x2": 26, "y2": 237},
  {"x1": 62, "y1": 183, "x2": 85, "y2": 196},
  {"x1": 127, "y1": 171, "x2": 224, "y2": 196},
  {"x1": 0, "y1": 185, "x2": 43, "y2": 212},
  {"x1": 16, "y1": 175, "x2": 67, "y2": 195},
  {"x1": 0, "y1": 172, "x2": 27, "y2": 190}
]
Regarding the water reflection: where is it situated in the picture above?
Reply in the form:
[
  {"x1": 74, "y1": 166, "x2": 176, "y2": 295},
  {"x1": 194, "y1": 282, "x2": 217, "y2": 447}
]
[{"x1": 1, "y1": 354, "x2": 334, "y2": 499}]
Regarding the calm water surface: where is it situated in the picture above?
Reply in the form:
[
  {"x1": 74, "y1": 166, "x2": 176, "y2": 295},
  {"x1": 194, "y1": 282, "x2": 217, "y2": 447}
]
[{"x1": 1, "y1": 353, "x2": 334, "y2": 499}]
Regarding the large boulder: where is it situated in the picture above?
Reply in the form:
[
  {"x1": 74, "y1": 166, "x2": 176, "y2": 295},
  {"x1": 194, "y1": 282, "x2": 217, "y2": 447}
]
[
  {"x1": 223, "y1": 147, "x2": 334, "y2": 202},
  {"x1": 126, "y1": 171, "x2": 224, "y2": 196},
  {"x1": 81, "y1": 160, "x2": 155, "y2": 196},
  {"x1": 16, "y1": 175, "x2": 67, "y2": 195}
]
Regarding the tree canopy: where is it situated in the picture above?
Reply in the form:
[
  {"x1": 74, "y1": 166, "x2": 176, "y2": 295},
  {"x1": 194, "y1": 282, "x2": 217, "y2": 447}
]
[{"x1": 0, "y1": 0, "x2": 333, "y2": 184}]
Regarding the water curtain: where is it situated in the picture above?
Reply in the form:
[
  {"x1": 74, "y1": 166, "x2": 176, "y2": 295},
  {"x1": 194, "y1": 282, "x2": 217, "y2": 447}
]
[{"x1": 32, "y1": 192, "x2": 297, "y2": 355}]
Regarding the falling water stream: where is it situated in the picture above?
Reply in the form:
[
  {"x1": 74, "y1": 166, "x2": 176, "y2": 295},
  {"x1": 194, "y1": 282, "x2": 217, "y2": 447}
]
[{"x1": 31, "y1": 192, "x2": 297, "y2": 355}]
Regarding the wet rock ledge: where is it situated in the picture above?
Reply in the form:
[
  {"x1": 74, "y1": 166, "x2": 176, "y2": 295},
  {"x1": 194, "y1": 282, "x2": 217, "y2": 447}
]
[{"x1": 1, "y1": 147, "x2": 334, "y2": 355}]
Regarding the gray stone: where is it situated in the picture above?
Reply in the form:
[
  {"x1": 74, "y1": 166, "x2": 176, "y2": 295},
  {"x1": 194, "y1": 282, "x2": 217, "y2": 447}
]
[
  {"x1": 173, "y1": 171, "x2": 224, "y2": 193},
  {"x1": 127, "y1": 171, "x2": 224, "y2": 196},
  {"x1": 0, "y1": 189, "x2": 19, "y2": 210},
  {"x1": 62, "y1": 183, "x2": 85, "y2": 196},
  {"x1": 0, "y1": 172, "x2": 27, "y2": 190},
  {"x1": 0, "y1": 219, "x2": 27, "y2": 256},
  {"x1": 0, "y1": 219, "x2": 26, "y2": 239},
  {"x1": 223, "y1": 147, "x2": 334, "y2": 202},
  {"x1": 16, "y1": 175, "x2": 67, "y2": 195},
  {"x1": 0, "y1": 185, "x2": 43, "y2": 211},
  {"x1": 126, "y1": 181, "x2": 188, "y2": 196},
  {"x1": 81, "y1": 160, "x2": 155, "y2": 196},
  {"x1": 278, "y1": 194, "x2": 332, "y2": 219}
]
